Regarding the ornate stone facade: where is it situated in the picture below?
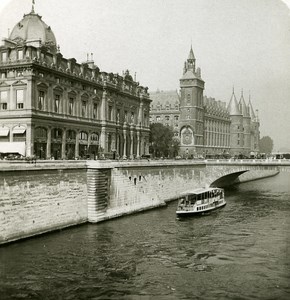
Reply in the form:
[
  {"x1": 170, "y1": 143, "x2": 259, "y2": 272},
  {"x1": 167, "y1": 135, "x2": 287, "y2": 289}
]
[
  {"x1": 0, "y1": 7, "x2": 151, "y2": 159},
  {"x1": 150, "y1": 47, "x2": 260, "y2": 158}
]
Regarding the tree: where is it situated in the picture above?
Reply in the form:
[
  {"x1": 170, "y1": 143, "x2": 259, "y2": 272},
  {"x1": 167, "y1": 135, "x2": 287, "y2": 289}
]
[
  {"x1": 149, "y1": 123, "x2": 179, "y2": 158},
  {"x1": 259, "y1": 136, "x2": 274, "y2": 154}
]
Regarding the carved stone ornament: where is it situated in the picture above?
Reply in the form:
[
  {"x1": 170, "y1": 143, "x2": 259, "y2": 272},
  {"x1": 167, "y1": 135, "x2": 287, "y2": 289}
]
[{"x1": 182, "y1": 127, "x2": 193, "y2": 145}]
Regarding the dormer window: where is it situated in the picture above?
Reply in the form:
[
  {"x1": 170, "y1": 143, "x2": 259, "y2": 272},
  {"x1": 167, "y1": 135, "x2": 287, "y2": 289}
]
[
  {"x1": 1, "y1": 52, "x2": 7, "y2": 62},
  {"x1": 18, "y1": 50, "x2": 23, "y2": 60}
]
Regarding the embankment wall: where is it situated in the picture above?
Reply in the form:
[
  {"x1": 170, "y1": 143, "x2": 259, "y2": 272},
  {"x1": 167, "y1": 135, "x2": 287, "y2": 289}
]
[{"x1": 0, "y1": 162, "x2": 87, "y2": 244}]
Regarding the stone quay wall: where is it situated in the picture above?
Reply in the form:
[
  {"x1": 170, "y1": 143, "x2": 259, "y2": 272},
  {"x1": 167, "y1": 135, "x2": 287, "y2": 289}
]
[
  {"x1": 87, "y1": 161, "x2": 206, "y2": 223},
  {"x1": 0, "y1": 161, "x2": 88, "y2": 245},
  {"x1": 1, "y1": 159, "x2": 287, "y2": 244}
]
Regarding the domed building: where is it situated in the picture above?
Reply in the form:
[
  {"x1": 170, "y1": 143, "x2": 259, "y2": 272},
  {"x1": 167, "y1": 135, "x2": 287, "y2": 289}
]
[
  {"x1": 0, "y1": 5, "x2": 151, "y2": 159},
  {"x1": 150, "y1": 47, "x2": 260, "y2": 158}
]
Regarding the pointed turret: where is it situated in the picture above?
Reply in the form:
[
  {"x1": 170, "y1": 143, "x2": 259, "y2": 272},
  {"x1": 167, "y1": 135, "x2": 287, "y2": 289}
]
[
  {"x1": 227, "y1": 88, "x2": 241, "y2": 115},
  {"x1": 239, "y1": 90, "x2": 250, "y2": 117},
  {"x1": 182, "y1": 45, "x2": 196, "y2": 76},
  {"x1": 248, "y1": 96, "x2": 256, "y2": 121},
  {"x1": 188, "y1": 45, "x2": 195, "y2": 62}
]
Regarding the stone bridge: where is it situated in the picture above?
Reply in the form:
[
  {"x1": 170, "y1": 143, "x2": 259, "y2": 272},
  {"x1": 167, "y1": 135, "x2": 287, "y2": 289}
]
[{"x1": 87, "y1": 159, "x2": 289, "y2": 223}]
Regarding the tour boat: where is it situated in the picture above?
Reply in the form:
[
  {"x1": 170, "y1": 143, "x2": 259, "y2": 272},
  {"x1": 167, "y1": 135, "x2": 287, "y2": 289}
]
[{"x1": 176, "y1": 187, "x2": 226, "y2": 217}]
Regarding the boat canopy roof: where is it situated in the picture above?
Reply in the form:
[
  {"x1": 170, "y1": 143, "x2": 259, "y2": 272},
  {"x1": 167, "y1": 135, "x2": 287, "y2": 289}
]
[{"x1": 180, "y1": 187, "x2": 223, "y2": 196}]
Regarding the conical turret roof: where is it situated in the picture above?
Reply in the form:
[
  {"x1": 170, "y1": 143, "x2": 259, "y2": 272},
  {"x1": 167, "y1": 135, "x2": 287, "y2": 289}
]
[
  {"x1": 227, "y1": 89, "x2": 241, "y2": 115},
  {"x1": 248, "y1": 98, "x2": 256, "y2": 121},
  {"x1": 239, "y1": 91, "x2": 250, "y2": 117},
  {"x1": 188, "y1": 45, "x2": 195, "y2": 61}
]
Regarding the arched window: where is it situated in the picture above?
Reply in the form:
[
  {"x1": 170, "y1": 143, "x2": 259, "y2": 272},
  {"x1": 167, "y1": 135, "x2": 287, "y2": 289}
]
[
  {"x1": 80, "y1": 131, "x2": 88, "y2": 141},
  {"x1": 91, "y1": 133, "x2": 99, "y2": 141}
]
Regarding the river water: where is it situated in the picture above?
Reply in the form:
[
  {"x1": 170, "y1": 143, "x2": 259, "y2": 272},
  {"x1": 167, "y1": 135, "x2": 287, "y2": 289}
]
[{"x1": 0, "y1": 173, "x2": 290, "y2": 299}]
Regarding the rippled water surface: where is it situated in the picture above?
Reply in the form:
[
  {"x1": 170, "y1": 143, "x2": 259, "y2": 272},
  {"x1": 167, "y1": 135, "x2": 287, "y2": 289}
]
[{"x1": 1, "y1": 173, "x2": 290, "y2": 299}]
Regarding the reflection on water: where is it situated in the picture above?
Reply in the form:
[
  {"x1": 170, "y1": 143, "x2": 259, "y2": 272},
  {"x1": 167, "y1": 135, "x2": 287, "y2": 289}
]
[{"x1": 0, "y1": 173, "x2": 290, "y2": 299}]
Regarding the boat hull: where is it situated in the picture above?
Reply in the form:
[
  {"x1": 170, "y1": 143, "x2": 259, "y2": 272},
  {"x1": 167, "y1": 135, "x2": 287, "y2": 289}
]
[{"x1": 176, "y1": 202, "x2": 226, "y2": 217}]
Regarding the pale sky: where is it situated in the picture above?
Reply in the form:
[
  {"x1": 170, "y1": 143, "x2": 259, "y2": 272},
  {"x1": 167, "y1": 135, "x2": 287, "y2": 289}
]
[{"x1": 1, "y1": 0, "x2": 290, "y2": 151}]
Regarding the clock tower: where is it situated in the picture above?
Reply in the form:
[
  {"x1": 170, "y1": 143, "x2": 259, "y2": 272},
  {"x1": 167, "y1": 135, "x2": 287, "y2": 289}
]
[{"x1": 179, "y1": 46, "x2": 205, "y2": 157}]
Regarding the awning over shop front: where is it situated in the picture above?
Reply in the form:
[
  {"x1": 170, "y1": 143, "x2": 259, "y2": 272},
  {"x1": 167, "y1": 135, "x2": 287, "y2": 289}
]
[
  {"x1": 0, "y1": 142, "x2": 26, "y2": 156},
  {"x1": 0, "y1": 128, "x2": 9, "y2": 137},
  {"x1": 12, "y1": 126, "x2": 26, "y2": 134}
]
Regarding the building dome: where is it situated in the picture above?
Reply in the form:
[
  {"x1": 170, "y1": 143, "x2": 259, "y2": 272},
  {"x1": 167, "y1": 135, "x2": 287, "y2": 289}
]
[{"x1": 9, "y1": 11, "x2": 57, "y2": 53}]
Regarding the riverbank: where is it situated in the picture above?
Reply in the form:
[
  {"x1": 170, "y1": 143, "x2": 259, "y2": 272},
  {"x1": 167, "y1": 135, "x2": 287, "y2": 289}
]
[{"x1": 0, "y1": 160, "x2": 288, "y2": 245}]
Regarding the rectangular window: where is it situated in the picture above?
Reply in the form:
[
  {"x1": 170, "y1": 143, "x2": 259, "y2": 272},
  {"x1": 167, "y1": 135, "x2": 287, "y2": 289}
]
[
  {"x1": 1, "y1": 52, "x2": 7, "y2": 62},
  {"x1": 117, "y1": 108, "x2": 120, "y2": 122},
  {"x1": 108, "y1": 106, "x2": 113, "y2": 121},
  {"x1": 124, "y1": 110, "x2": 128, "y2": 122},
  {"x1": 38, "y1": 91, "x2": 44, "y2": 110},
  {"x1": 131, "y1": 112, "x2": 134, "y2": 123},
  {"x1": 54, "y1": 95, "x2": 60, "y2": 113},
  {"x1": 0, "y1": 91, "x2": 8, "y2": 110},
  {"x1": 156, "y1": 116, "x2": 161, "y2": 122},
  {"x1": 16, "y1": 89, "x2": 24, "y2": 109},
  {"x1": 82, "y1": 100, "x2": 87, "y2": 117},
  {"x1": 1, "y1": 72, "x2": 6, "y2": 79},
  {"x1": 69, "y1": 98, "x2": 74, "y2": 115},
  {"x1": 93, "y1": 103, "x2": 98, "y2": 119},
  {"x1": 56, "y1": 77, "x2": 60, "y2": 84},
  {"x1": 165, "y1": 115, "x2": 170, "y2": 121},
  {"x1": 18, "y1": 50, "x2": 23, "y2": 60}
]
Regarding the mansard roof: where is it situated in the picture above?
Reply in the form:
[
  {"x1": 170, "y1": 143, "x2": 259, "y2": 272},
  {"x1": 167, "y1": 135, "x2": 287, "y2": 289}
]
[
  {"x1": 204, "y1": 96, "x2": 230, "y2": 119},
  {"x1": 150, "y1": 90, "x2": 180, "y2": 110}
]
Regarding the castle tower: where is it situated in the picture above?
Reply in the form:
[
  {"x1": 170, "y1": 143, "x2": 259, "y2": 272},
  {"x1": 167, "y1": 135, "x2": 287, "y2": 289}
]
[
  {"x1": 179, "y1": 46, "x2": 205, "y2": 157},
  {"x1": 248, "y1": 96, "x2": 260, "y2": 155},
  {"x1": 227, "y1": 88, "x2": 243, "y2": 156},
  {"x1": 239, "y1": 90, "x2": 251, "y2": 156}
]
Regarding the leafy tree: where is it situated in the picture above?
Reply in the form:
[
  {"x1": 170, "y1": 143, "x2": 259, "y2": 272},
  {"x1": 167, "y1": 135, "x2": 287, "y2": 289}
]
[
  {"x1": 149, "y1": 123, "x2": 179, "y2": 158},
  {"x1": 259, "y1": 136, "x2": 274, "y2": 154}
]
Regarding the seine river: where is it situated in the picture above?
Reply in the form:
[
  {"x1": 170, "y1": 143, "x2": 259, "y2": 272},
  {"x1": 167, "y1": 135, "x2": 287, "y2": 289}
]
[{"x1": 0, "y1": 172, "x2": 289, "y2": 299}]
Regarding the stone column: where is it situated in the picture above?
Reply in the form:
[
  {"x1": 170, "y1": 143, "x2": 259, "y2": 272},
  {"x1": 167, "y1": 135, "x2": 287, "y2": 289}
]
[
  {"x1": 138, "y1": 101, "x2": 143, "y2": 127},
  {"x1": 75, "y1": 131, "x2": 79, "y2": 158},
  {"x1": 123, "y1": 129, "x2": 127, "y2": 159},
  {"x1": 99, "y1": 127, "x2": 106, "y2": 153},
  {"x1": 26, "y1": 123, "x2": 33, "y2": 157},
  {"x1": 26, "y1": 79, "x2": 33, "y2": 110},
  {"x1": 130, "y1": 129, "x2": 134, "y2": 159},
  {"x1": 48, "y1": 85, "x2": 53, "y2": 112},
  {"x1": 46, "y1": 127, "x2": 51, "y2": 159},
  {"x1": 116, "y1": 132, "x2": 119, "y2": 156},
  {"x1": 9, "y1": 85, "x2": 15, "y2": 110},
  {"x1": 136, "y1": 131, "x2": 140, "y2": 158},
  {"x1": 61, "y1": 129, "x2": 66, "y2": 159},
  {"x1": 100, "y1": 89, "x2": 107, "y2": 120}
]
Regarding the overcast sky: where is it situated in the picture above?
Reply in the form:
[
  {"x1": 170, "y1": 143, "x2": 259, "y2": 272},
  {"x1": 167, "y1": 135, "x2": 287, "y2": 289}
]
[{"x1": 1, "y1": 0, "x2": 290, "y2": 151}]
